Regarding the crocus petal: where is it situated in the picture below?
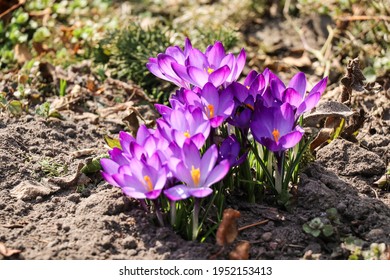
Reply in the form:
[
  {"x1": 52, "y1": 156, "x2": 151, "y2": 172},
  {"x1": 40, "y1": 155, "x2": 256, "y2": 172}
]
[
  {"x1": 164, "y1": 185, "x2": 191, "y2": 201},
  {"x1": 184, "y1": 38, "x2": 193, "y2": 57},
  {"x1": 203, "y1": 160, "x2": 230, "y2": 187},
  {"x1": 277, "y1": 103, "x2": 296, "y2": 136},
  {"x1": 206, "y1": 41, "x2": 226, "y2": 68},
  {"x1": 136, "y1": 125, "x2": 152, "y2": 144},
  {"x1": 230, "y1": 48, "x2": 246, "y2": 82},
  {"x1": 145, "y1": 189, "x2": 162, "y2": 200},
  {"x1": 189, "y1": 133, "x2": 206, "y2": 149},
  {"x1": 157, "y1": 54, "x2": 178, "y2": 78},
  {"x1": 113, "y1": 173, "x2": 138, "y2": 189},
  {"x1": 188, "y1": 66, "x2": 209, "y2": 88},
  {"x1": 182, "y1": 141, "x2": 201, "y2": 169},
  {"x1": 174, "y1": 161, "x2": 194, "y2": 187},
  {"x1": 154, "y1": 104, "x2": 172, "y2": 120},
  {"x1": 119, "y1": 131, "x2": 135, "y2": 154},
  {"x1": 122, "y1": 189, "x2": 147, "y2": 199},
  {"x1": 279, "y1": 128, "x2": 304, "y2": 150},
  {"x1": 188, "y1": 187, "x2": 213, "y2": 198},
  {"x1": 170, "y1": 109, "x2": 187, "y2": 132},
  {"x1": 146, "y1": 59, "x2": 167, "y2": 80},
  {"x1": 209, "y1": 65, "x2": 230, "y2": 87},
  {"x1": 165, "y1": 46, "x2": 185, "y2": 64},
  {"x1": 288, "y1": 72, "x2": 306, "y2": 97},
  {"x1": 309, "y1": 77, "x2": 328, "y2": 96},
  {"x1": 100, "y1": 171, "x2": 120, "y2": 187},
  {"x1": 283, "y1": 88, "x2": 303, "y2": 108},
  {"x1": 187, "y1": 48, "x2": 207, "y2": 69},
  {"x1": 210, "y1": 116, "x2": 224, "y2": 128},
  {"x1": 244, "y1": 70, "x2": 259, "y2": 87},
  {"x1": 296, "y1": 91, "x2": 321, "y2": 116},
  {"x1": 259, "y1": 137, "x2": 281, "y2": 152},
  {"x1": 109, "y1": 147, "x2": 130, "y2": 165},
  {"x1": 201, "y1": 82, "x2": 219, "y2": 107},
  {"x1": 171, "y1": 62, "x2": 192, "y2": 88},
  {"x1": 199, "y1": 144, "x2": 218, "y2": 183},
  {"x1": 100, "y1": 158, "x2": 119, "y2": 174},
  {"x1": 270, "y1": 78, "x2": 285, "y2": 101}
]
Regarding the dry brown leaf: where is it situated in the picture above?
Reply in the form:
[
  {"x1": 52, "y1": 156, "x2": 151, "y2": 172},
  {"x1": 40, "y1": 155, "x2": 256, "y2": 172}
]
[
  {"x1": 216, "y1": 208, "x2": 241, "y2": 246},
  {"x1": 303, "y1": 100, "x2": 354, "y2": 127},
  {"x1": 0, "y1": 242, "x2": 21, "y2": 257},
  {"x1": 310, "y1": 128, "x2": 333, "y2": 151},
  {"x1": 14, "y1": 43, "x2": 32, "y2": 64},
  {"x1": 123, "y1": 111, "x2": 140, "y2": 135},
  {"x1": 229, "y1": 241, "x2": 250, "y2": 260}
]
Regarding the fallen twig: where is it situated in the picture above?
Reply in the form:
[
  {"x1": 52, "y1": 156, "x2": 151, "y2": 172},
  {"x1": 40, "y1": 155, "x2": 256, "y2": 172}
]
[
  {"x1": 238, "y1": 219, "x2": 269, "y2": 232},
  {"x1": 0, "y1": 0, "x2": 25, "y2": 19}
]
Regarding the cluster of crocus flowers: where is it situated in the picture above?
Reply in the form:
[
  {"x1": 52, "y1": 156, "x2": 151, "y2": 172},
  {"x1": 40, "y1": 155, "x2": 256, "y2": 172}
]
[{"x1": 101, "y1": 38, "x2": 327, "y2": 239}]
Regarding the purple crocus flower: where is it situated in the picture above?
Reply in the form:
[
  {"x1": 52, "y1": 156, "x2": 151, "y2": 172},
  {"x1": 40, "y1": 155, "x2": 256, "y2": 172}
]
[
  {"x1": 250, "y1": 102, "x2": 304, "y2": 152},
  {"x1": 260, "y1": 71, "x2": 328, "y2": 118},
  {"x1": 224, "y1": 82, "x2": 254, "y2": 129},
  {"x1": 146, "y1": 38, "x2": 193, "y2": 89},
  {"x1": 147, "y1": 38, "x2": 246, "y2": 89},
  {"x1": 243, "y1": 68, "x2": 270, "y2": 98},
  {"x1": 111, "y1": 153, "x2": 167, "y2": 199},
  {"x1": 180, "y1": 82, "x2": 234, "y2": 128},
  {"x1": 218, "y1": 135, "x2": 247, "y2": 167},
  {"x1": 164, "y1": 141, "x2": 230, "y2": 201},
  {"x1": 157, "y1": 107, "x2": 210, "y2": 149},
  {"x1": 283, "y1": 72, "x2": 328, "y2": 117}
]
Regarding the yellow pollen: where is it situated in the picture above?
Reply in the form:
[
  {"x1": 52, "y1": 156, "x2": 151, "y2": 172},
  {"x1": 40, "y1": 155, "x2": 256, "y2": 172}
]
[
  {"x1": 245, "y1": 103, "x2": 254, "y2": 111},
  {"x1": 206, "y1": 104, "x2": 215, "y2": 118},
  {"x1": 207, "y1": 67, "x2": 214, "y2": 74},
  {"x1": 143, "y1": 175, "x2": 153, "y2": 192},
  {"x1": 184, "y1": 131, "x2": 191, "y2": 138},
  {"x1": 272, "y1": 128, "x2": 280, "y2": 143},
  {"x1": 191, "y1": 166, "x2": 201, "y2": 187}
]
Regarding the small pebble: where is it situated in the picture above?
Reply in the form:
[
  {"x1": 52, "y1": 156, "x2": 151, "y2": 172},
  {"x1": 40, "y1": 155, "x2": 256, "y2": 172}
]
[
  {"x1": 65, "y1": 128, "x2": 77, "y2": 138},
  {"x1": 68, "y1": 193, "x2": 81, "y2": 203},
  {"x1": 123, "y1": 237, "x2": 137, "y2": 250},
  {"x1": 336, "y1": 202, "x2": 347, "y2": 213},
  {"x1": 128, "y1": 249, "x2": 137, "y2": 256},
  {"x1": 261, "y1": 232, "x2": 273, "y2": 242},
  {"x1": 366, "y1": 228, "x2": 385, "y2": 240}
]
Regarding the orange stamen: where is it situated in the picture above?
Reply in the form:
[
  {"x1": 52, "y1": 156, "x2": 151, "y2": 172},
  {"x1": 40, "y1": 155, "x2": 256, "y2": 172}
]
[
  {"x1": 206, "y1": 104, "x2": 215, "y2": 118},
  {"x1": 272, "y1": 128, "x2": 280, "y2": 142},
  {"x1": 143, "y1": 175, "x2": 153, "y2": 191},
  {"x1": 245, "y1": 103, "x2": 254, "y2": 111},
  {"x1": 184, "y1": 131, "x2": 191, "y2": 138},
  {"x1": 191, "y1": 166, "x2": 201, "y2": 187},
  {"x1": 206, "y1": 67, "x2": 214, "y2": 74}
]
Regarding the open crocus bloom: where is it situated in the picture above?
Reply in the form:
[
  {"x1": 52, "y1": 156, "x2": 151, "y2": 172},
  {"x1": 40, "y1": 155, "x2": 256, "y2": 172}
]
[
  {"x1": 147, "y1": 38, "x2": 246, "y2": 89},
  {"x1": 261, "y1": 71, "x2": 328, "y2": 118},
  {"x1": 250, "y1": 102, "x2": 304, "y2": 152},
  {"x1": 283, "y1": 73, "x2": 328, "y2": 117},
  {"x1": 179, "y1": 82, "x2": 234, "y2": 128},
  {"x1": 218, "y1": 135, "x2": 247, "y2": 167},
  {"x1": 110, "y1": 153, "x2": 167, "y2": 200},
  {"x1": 164, "y1": 141, "x2": 230, "y2": 201},
  {"x1": 157, "y1": 107, "x2": 210, "y2": 149}
]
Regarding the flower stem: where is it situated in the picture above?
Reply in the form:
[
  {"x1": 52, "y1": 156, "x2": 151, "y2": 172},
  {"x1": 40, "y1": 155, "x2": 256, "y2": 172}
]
[
  {"x1": 153, "y1": 200, "x2": 164, "y2": 227},
  {"x1": 274, "y1": 152, "x2": 285, "y2": 194},
  {"x1": 170, "y1": 200, "x2": 176, "y2": 227},
  {"x1": 192, "y1": 198, "x2": 200, "y2": 241}
]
